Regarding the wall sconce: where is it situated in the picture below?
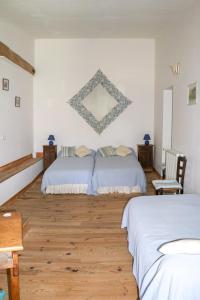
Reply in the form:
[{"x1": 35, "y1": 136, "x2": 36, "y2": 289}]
[{"x1": 170, "y1": 63, "x2": 181, "y2": 75}]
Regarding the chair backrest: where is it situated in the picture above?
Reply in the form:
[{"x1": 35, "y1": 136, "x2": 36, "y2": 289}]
[
  {"x1": 165, "y1": 149, "x2": 183, "y2": 180},
  {"x1": 176, "y1": 156, "x2": 187, "y2": 188},
  {"x1": 165, "y1": 150, "x2": 186, "y2": 183}
]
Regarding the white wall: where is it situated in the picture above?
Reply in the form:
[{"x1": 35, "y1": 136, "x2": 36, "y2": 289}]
[
  {"x1": 0, "y1": 160, "x2": 43, "y2": 206},
  {"x1": 0, "y1": 20, "x2": 34, "y2": 166},
  {"x1": 34, "y1": 39, "x2": 155, "y2": 152},
  {"x1": 154, "y1": 0, "x2": 200, "y2": 193}
]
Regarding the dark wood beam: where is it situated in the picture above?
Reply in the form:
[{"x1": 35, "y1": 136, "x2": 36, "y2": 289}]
[{"x1": 0, "y1": 41, "x2": 35, "y2": 75}]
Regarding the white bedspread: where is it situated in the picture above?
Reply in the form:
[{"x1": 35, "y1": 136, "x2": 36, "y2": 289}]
[{"x1": 122, "y1": 194, "x2": 200, "y2": 300}]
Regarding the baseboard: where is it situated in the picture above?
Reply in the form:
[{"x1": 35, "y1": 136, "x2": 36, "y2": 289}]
[{"x1": 153, "y1": 167, "x2": 162, "y2": 179}]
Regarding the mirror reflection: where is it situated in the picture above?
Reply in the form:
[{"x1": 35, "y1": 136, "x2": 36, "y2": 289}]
[{"x1": 82, "y1": 84, "x2": 117, "y2": 121}]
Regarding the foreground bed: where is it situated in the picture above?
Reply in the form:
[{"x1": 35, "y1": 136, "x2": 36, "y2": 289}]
[
  {"x1": 92, "y1": 151, "x2": 146, "y2": 194},
  {"x1": 122, "y1": 194, "x2": 200, "y2": 300},
  {"x1": 41, "y1": 153, "x2": 95, "y2": 194}
]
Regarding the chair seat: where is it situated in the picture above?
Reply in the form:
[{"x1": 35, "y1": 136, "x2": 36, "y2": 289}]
[
  {"x1": 152, "y1": 179, "x2": 182, "y2": 190},
  {"x1": 0, "y1": 252, "x2": 13, "y2": 269}
]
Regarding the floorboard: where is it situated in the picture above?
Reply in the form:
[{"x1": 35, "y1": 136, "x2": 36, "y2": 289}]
[{"x1": 0, "y1": 171, "x2": 158, "y2": 299}]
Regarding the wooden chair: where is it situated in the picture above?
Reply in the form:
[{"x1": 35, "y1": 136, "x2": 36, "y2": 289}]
[
  {"x1": 0, "y1": 211, "x2": 23, "y2": 300},
  {"x1": 152, "y1": 156, "x2": 187, "y2": 195}
]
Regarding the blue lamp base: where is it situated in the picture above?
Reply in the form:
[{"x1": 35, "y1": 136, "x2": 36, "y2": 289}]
[
  {"x1": 145, "y1": 140, "x2": 149, "y2": 145},
  {"x1": 49, "y1": 141, "x2": 54, "y2": 146}
]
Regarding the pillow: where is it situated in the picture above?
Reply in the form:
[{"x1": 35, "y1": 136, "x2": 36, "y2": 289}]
[
  {"x1": 99, "y1": 146, "x2": 115, "y2": 157},
  {"x1": 75, "y1": 145, "x2": 91, "y2": 157},
  {"x1": 158, "y1": 239, "x2": 200, "y2": 255},
  {"x1": 61, "y1": 146, "x2": 76, "y2": 157},
  {"x1": 115, "y1": 145, "x2": 132, "y2": 157}
]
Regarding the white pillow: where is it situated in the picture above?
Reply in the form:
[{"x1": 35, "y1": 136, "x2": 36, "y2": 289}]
[
  {"x1": 75, "y1": 145, "x2": 91, "y2": 157},
  {"x1": 158, "y1": 239, "x2": 200, "y2": 255},
  {"x1": 116, "y1": 145, "x2": 132, "y2": 157}
]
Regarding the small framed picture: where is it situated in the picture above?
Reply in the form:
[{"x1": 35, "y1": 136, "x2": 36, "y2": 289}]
[
  {"x1": 188, "y1": 82, "x2": 197, "y2": 105},
  {"x1": 2, "y1": 78, "x2": 9, "y2": 91},
  {"x1": 15, "y1": 96, "x2": 21, "y2": 107}
]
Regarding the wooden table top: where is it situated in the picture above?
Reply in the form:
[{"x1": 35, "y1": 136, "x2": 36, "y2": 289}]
[{"x1": 0, "y1": 211, "x2": 23, "y2": 252}]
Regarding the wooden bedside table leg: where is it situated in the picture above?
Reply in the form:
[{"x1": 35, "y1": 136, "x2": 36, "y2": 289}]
[{"x1": 7, "y1": 252, "x2": 20, "y2": 300}]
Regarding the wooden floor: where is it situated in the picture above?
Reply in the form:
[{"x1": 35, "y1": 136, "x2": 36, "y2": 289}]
[{"x1": 0, "y1": 172, "x2": 158, "y2": 300}]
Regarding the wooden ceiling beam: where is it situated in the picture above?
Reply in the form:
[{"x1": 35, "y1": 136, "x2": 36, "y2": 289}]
[{"x1": 0, "y1": 41, "x2": 35, "y2": 75}]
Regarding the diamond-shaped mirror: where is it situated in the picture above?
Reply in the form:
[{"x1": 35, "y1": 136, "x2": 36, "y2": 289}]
[
  {"x1": 68, "y1": 70, "x2": 132, "y2": 134},
  {"x1": 82, "y1": 83, "x2": 118, "y2": 121}
]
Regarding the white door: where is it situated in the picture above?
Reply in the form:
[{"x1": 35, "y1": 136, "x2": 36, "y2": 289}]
[{"x1": 162, "y1": 89, "x2": 173, "y2": 164}]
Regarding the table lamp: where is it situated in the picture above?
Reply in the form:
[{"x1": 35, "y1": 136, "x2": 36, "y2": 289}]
[
  {"x1": 143, "y1": 134, "x2": 151, "y2": 145},
  {"x1": 48, "y1": 135, "x2": 55, "y2": 146}
]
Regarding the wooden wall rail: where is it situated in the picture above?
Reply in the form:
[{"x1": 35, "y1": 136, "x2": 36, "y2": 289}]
[
  {"x1": 0, "y1": 42, "x2": 35, "y2": 75},
  {"x1": 0, "y1": 154, "x2": 32, "y2": 172},
  {"x1": 0, "y1": 155, "x2": 42, "y2": 184}
]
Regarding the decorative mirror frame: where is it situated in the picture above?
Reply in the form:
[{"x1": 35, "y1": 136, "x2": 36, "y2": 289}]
[{"x1": 68, "y1": 69, "x2": 132, "y2": 134}]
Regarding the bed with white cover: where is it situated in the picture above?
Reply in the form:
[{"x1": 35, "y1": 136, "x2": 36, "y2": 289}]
[{"x1": 122, "y1": 194, "x2": 200, "y2": 300}]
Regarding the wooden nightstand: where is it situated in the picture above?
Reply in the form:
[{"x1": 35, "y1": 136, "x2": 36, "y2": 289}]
[
  {"x1": 43, "y1": 145, "x2": 57, "y2": 171},
  {"x1": 137, "y1": 144, "x2": 154, "y2": 172}
]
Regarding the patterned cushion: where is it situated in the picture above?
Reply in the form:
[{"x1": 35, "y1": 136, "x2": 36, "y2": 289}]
[
  {"x1": 75, "y1": 145, "x2": 91, "y2": 157},
  {"x1": 152, "y1": 179, "x2": 182, "y2": 190},
  {"x1": 116, "y1": 145, "x2": 132, "y2": 157},
  {"x1": 99, "y1": 146, "x2": 115, "y2": 157},
  {"x1": 61, "y1": 146, "x2": 76, "y2": 157}
]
